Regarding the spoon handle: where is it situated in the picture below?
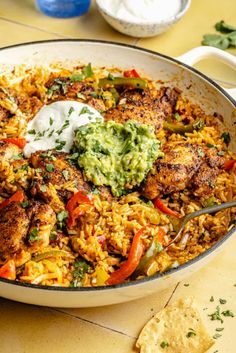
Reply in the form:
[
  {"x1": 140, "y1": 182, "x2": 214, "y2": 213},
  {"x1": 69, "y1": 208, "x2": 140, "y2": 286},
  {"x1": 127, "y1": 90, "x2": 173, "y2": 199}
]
[
  {"x1": 168, "y1": 199, "x2": 236, "y2": 247},
  {"x1": 184, "y1": 199, "x2": 236, "y2": 224}
]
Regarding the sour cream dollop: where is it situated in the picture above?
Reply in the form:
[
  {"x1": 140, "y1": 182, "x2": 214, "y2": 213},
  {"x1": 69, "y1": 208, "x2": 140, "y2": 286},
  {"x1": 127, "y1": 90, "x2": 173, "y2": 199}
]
[
  {"x1": 103, "y1": 0, "x2": 181, "y2": 23},
  {"x1": 24, "y1": 101, "x2": 103, "y2": 157}
]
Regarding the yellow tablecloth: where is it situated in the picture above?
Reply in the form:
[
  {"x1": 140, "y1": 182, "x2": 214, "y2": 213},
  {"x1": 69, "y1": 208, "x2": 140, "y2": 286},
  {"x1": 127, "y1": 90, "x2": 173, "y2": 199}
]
[{"x1": 0, "y1": 1, "x2": 235, "y2": 352}]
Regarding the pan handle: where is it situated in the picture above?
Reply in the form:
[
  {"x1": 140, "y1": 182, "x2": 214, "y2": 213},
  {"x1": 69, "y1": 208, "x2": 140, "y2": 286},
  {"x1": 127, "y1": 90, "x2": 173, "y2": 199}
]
[{"x1": 176, "y1": 46, "x2": 236, "y2": 100}]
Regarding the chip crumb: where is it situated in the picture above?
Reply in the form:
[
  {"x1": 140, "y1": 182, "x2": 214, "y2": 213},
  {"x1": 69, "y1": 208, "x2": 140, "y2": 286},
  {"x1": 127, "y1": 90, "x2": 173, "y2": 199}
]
[{"x1": 136, "y1": 298, "x2": 214, "y2": 353}]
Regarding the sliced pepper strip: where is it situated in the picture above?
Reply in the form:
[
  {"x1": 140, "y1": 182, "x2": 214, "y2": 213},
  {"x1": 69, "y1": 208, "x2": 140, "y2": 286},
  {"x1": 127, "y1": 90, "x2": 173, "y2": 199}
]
[
  {"x1": 0, "y1": 259, "x2": 16, "y2": 280},
  {"x1": 2, "y1": 138, "x2": 26, "y2": 149},
  {"x1": 124, "y1": 69, "x2": 140, "y2": 78},
  {"x1": 153, "y1": 198, "x2": 181, "y2": 218},
  {"x1": 224, "y1": 159, "x2": 236, "y2": 171},
  {"x1": 163, "y1": 119, "x2": 204, "y2": 135},
  {"x1": 106, "y1": 227, "x2": 145, "y2": 285},
  {"x1": 98, "y1": 77, "x2": 147, "y2": 89},
  {"x1": 0, "y1": 190, "x2": 24, "y2": 210},
  {"x1": 132, "y1": 227, "x2": 165, "y2": 278},
  {"x1": 66, "y1": 191, "x2": 93, "y2": 228}
]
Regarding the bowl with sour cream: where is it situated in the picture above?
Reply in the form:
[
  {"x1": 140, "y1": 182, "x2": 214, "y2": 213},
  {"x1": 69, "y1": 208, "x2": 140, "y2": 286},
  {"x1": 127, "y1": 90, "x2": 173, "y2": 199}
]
[{"x1": 96, "y1": 0, "x2": 191, "y2": 38}]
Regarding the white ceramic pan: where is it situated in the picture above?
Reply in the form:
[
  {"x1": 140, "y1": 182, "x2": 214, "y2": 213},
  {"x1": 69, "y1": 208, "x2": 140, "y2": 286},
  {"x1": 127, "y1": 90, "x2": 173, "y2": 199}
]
[{"x1": 0, "y1": 40, "x2": 235, "y2": 307}]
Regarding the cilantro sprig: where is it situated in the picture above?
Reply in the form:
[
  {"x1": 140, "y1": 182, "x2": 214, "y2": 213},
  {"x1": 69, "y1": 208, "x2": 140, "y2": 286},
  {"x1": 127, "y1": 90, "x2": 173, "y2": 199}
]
[{"x1": 202, "y1": 20, "x2": 236, "y2": 50}]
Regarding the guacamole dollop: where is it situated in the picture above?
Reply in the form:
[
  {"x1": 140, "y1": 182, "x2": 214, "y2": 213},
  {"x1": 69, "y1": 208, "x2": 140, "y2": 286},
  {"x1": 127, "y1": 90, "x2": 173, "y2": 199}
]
[{"x1": 74, "y1": 120, "x2": 163, "y2": 196}]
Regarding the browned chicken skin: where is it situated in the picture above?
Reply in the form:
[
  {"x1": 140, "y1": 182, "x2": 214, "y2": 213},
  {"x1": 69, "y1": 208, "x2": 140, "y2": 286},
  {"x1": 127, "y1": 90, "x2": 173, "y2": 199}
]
[
  {"x1": 0, "y1": 200, "x2": 56, "y2": 256},
  {"x1": 27, "y1": 201, "x2": 56, "y2": 251},
  {"x1": 142, "y1": 142, "x2": 224, "y2": 199},
  {"x1": 0, "y1": 202, "x2": 29, "y2": 255},
  {"x1": 46, "y1": 76, "x2": 106, "y2": 112},
  {"x1": 104, "y1": 87, "x2": 180, "y2": 133},
  {"x1": 30, "y1": 151, "x2": 91, "y2": 212}
]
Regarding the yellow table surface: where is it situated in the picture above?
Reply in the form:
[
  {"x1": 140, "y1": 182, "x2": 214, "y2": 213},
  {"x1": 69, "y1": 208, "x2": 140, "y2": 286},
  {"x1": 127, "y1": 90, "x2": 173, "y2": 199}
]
[{"x1": 0, "y1": 1, "x2": 235, "y2": 352}]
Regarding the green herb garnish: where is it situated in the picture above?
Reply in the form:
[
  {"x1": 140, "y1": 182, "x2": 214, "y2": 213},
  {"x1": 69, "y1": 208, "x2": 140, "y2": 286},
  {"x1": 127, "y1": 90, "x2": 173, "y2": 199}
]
[
  {"x1": 208, "y1": 306, "x2": 223, "y2": 323},
  {"x1": 221, "y1": 132, "x2": 231, "y2": 145},
  {"x1": 108, "y1": 73, "x2": 115, "y2": 81},
  {"x1": 46, "y1": 163, "x2": 55, "y2": 173},
  {"x1": 62, "y1": 169, "x2": 70, "y2": 181},
  {"x1": 213, "y1": 333, "x2": 222, "y2": 339},
  {"x1": 222, "y1": 310, "x2": 234, "y2": 317},
  {"x1": 77, "y1": 92, "x2": 86, "y2": 100},
  {"x1": 21, "y1": 200, "x2": 29, "y2": 208},
  {"x1": 79, "y1": 106, "x2": 93, "y2": 116},
  {"x1": 202, "y1": 21, "x2": 236, "y2": 50},
  {"x1": 68, "y1": 106, "x2": 75, "y2": 116},
  {"x1": 186, "y1": 328, "x2": 197, "y2": 338},
  {"x1": 160, "y1": 341, "x2": 169, "y2": 348},
  {"x1": 40, "y1": 184, "x2": 47, "y2": 193},
  {"x1": 219, "y1": 298, "x2": 227, "y2": 304},
  {"x1": 174, "y1": 112, "x2": 181, "y2": 121},
  {"x1": 57, "y1": 210, "x2": 68, "y2": 229},
  {"x1": 28, "y1": 129, "x2": 36, "y2": 135},
  {"x1": 29, "y1": 228, "x2": 39, "y2": 242}
]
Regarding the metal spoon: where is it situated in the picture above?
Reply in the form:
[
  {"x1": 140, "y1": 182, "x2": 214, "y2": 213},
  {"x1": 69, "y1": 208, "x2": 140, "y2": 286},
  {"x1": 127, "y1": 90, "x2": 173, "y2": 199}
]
[{"x1": 166, "y1": 199, "x2": 236, "y2": 248}]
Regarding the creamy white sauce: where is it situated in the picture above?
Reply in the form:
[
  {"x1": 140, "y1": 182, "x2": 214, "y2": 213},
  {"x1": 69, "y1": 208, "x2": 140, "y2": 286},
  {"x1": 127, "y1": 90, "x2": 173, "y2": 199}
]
[
  {"x1": 103, "y1": 0, "x2": 181, "y2": 23},
  {"x1": 24, "y1": 101, "x2": 103, "y2": 157}
]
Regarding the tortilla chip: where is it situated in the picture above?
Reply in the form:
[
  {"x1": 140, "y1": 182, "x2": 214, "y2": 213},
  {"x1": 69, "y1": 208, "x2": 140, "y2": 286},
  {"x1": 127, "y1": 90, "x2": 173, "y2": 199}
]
[{"x1": 136, "y1": 297, "x2": 214, "y2": 353}]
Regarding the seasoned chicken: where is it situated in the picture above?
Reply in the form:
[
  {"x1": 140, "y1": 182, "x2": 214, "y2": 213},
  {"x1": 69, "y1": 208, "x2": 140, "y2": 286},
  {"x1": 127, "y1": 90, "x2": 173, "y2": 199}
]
[
  {"x1": 46, "y1": 76, "x2": 106, "y2": 112},
  {"x1": 0, "y1": 140, "x2": 20, "y2": 162},
  {"x1": 104, "y1": 87, "x2": 180, "y2": 133},
  {"x1": 0, "y1": 202, "x2": 29, "y2": 255},
  {"x1": 30, "y1": 151, "x2": 91, "y2": 212},
  {"x1": 27, "y1": 201, "x2": 56, "y2": 251},
  {"x1": 142, "y1": 142, "x2": 224, "y2": 199}
]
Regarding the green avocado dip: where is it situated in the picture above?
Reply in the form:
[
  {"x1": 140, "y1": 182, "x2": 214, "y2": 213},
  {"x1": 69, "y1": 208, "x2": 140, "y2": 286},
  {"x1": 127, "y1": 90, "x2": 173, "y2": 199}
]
[{"x1": 74, "y1": 120, "x2": 163, "y2": 196}]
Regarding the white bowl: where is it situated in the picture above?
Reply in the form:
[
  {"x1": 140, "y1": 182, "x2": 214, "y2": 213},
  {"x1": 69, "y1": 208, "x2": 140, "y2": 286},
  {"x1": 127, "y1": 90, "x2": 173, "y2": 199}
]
[{"x1": 96, "y1": 0, "x2": 191, "y2": 38}]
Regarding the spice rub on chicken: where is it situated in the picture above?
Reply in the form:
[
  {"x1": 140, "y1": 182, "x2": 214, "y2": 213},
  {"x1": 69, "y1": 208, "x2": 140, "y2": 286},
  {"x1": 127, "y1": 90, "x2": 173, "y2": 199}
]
[
  {"x1": 142, "y1": 142, "x2": 224, "y2": 199},
  {"x1": 30, "y1": 150, "x2": 91, "y2": 212},
  {"x1": 0, "y1": 200, "x2": 56, "y2": 257},
  {"x1": 45, "y1": 76, "x2": 106, "y2": 112},
  {"x1": 104, "y1": 87, "x2": 180, "y2": 133}
]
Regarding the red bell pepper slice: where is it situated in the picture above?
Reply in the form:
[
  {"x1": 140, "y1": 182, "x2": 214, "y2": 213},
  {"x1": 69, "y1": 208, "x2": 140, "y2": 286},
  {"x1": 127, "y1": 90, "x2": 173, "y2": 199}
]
[
  {"x1": 106, "y1": 227, "x2": 145, "y2": 285},
  {"x1": 0, "y1": 190, "x2": 25, "y2": 211},
  {"x1": 153, "y1": 198, "x2": 181, "y2": 218},
  {"x1": 2, "y1": 138, "x2": 26, "y2": 149},
  {"x1": 224, "y1": 159, "x2": 236, "y2": 171},
  {"x1": 124, "y1": 69, "x2": 140, "y2": 78},
  {"x1": 0, "y1": 260, "x2": 16, "y2": 280},
  {"x1": 66, "y1": 191, "x2": 93, "y2": 228}
]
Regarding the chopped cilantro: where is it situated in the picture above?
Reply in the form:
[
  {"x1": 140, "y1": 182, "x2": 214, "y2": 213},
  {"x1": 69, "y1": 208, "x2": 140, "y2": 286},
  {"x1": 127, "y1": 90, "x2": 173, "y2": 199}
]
[
  {"x1": 77, "y1": 92, "x2": 86, "y2": 100},
  {"x1": 221, "y1": 132, "x2": 231, "y2": 145},
  {"x1": 68, "y1": 106, "x2": 75, "y2": 116},
  {"x1": 57, "y1": 210, "x2": 68, "y2": 229},
  {"x1": 48, "y1": 129, "x2": 54, "y2": 138},
  {"x1": 206, "y1": 143, "x2": 216, "y2": 148},
  {"x1": 70, "y1": 73, "x2": 84, "y2": 82},
  {"x1": 89, "y1": 92, "x2": 98, "y2": 98},
  {"x1": 21, "y1": 200, "x2": 29, "y2": 208},
  {"x1": 46, "y1": 163, "x2": 55, "y2": 173},
  {"x1": 107, "y1": 73, "x2": 115, "y2": 81},
  {"x1": 49, "y1": 117, "x2": 54, "y2": 126},
  {"x1": 197, "y1": 148, "x2": 205, "y2": 157},
  {"x1": 28, "y1": 129, "x2": 36, "y2": 135},
  {"x1": 40, "y1": 184, "x2": 47, "y2": 193},
  {"x1": 213, "y1": 333, "x2": 222, "y2": 339},
  {"x1": 215, "y1": 327, "x2": 224, "y2": 332},
  {"x1": 56, "y1": 119, "x2": 70, "y2": 135},
  {"x1": 62, "y1": 169, "x2": 70, "y2": 181},
  {"x1": 79, "y1": 106, "x2": 93, "y2": 116},
  {"x1": 160, "y1": 341, "x2": 169, "y2": 348},
  {"x1": 208, "y1": 306, "x2": 223, "y2": 323},
  {"x1": 186, "y1": 328, "x2": 196, "y2": 338},
  {"x1": 29, "y1": 228, "x2": 39, "y2": 242},
  {"x1": 35, "y1": 168, "x2": 42, "y2": 173},
  {"x1": 174, "y1": 112, "x2": 181, "y2": 121},
  {"x1": 222, "y1": 310, "x2": 234, "y2": 317},
  {"x1": 55, "y1": 140, "x2": 66, "y2": 151},
  {"x1": 219, "y1": 298, "x2": 227, "y2": 304},
  {"x1": 82, "y1": 63, "x2": 93, "y2": 78}
]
